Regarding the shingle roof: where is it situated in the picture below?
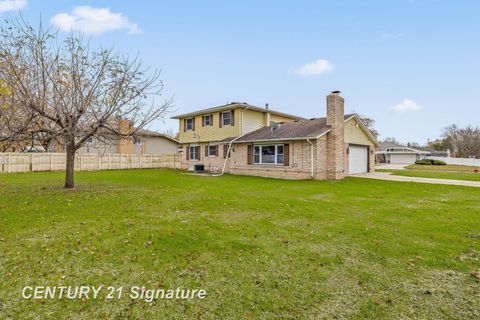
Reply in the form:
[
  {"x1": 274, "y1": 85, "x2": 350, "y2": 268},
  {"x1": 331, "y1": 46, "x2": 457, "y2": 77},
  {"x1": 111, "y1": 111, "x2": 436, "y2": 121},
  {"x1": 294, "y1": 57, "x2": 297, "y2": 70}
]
[
  {"x1": 171, "y1": 102, "x2": 304, "y2": 120},
  {"x1": 136, "y1": 129, "x2": 179, "y2": 143},
  {"x1": 378, "y1": 141, "x2": 402, "y2": 151},
  {"x1": 234, "y1": 114, "x2": 356, "y2": 143}
]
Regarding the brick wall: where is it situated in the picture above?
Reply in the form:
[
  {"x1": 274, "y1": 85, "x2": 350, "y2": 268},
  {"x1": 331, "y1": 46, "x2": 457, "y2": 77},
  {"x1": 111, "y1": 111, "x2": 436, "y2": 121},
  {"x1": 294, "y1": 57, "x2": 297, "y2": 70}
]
[
  {"x1": 181, "y1": 143, "x2": 231, "y2": 173},
  {"x1": 228, "y1": 140, "x2": 330, "y2": 180}
]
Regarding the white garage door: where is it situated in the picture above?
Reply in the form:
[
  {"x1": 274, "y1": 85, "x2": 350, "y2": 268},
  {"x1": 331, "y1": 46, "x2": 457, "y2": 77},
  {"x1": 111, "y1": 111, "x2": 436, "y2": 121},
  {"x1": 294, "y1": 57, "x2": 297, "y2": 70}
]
[
  {"x1": 389, "y1": 154, "x2": 417, "y2": 164},
  {"x1": 349, "y1": 145, "x2": 368, "y2": 175}
]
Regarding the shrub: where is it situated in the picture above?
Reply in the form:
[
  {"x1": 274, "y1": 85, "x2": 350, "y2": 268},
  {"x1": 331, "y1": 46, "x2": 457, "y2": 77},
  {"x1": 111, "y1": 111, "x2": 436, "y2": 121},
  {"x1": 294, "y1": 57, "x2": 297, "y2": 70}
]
[
  {"x1": 415, "y1": 159, "x2": 432, "y2": 165},
  {"x1": 432, "y1": 160, "x2": 446, "y2": 165},
  {"x1": 414, "y1": 159, "x2": 446, "y2": 165}
]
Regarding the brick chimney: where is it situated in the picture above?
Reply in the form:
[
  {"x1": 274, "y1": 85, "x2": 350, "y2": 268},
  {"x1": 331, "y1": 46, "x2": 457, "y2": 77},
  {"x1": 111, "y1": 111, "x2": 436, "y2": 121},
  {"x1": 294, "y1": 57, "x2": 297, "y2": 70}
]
[{"x1": 326, "y1": 91, "x2": 345, "y2": 179}]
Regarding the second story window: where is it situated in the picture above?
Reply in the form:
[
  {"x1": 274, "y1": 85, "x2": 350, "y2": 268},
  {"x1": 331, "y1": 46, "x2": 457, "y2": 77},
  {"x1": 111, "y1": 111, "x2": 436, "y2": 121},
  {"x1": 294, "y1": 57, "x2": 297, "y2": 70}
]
[
  {"x1": 185, "y1": 118, "x2": 194, "y2": 131},
  {"x1": 221, "y1": 111, "x2": 232, "y2": 126},
  {"x1": 202, "y1": 114, "x2": 212, "y2": 127}
]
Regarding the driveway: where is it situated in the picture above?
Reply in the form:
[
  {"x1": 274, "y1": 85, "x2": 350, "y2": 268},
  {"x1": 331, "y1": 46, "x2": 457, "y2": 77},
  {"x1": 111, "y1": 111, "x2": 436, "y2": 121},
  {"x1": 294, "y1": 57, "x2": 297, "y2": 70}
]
[
  {"x1": 375, "y1": 163, "x2": 409, "y2": 170},
  {"x1": 354, "y1": 171, "x2": 480, "y2": 188}
]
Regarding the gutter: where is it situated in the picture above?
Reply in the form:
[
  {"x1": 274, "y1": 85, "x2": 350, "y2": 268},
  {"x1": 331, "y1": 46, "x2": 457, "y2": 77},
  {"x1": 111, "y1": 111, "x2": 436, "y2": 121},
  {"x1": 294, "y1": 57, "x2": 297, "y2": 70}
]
[{"x1": 307, "y1": 138, "x2": 314, "y2": 179}]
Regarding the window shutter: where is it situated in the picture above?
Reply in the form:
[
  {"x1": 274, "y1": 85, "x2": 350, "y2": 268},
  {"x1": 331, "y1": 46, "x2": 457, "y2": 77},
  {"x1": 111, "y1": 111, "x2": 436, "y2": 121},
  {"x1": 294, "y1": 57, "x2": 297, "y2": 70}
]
[
  {"x1": 215, "y1": 145, "x2": 218, "y2": 156},
  {"x1": 219, "y1": 113, "x2": 223, "y2": 128},
  {"x1": 205, "y1": 144, "x2": 208, "y2": 156},
  {"x1": 223, "y1": 144, "x2": 227, "y2": 159},
  {"x1": 247, "y1": 145, "x2": 252, "y2": 165},
  {"x1": 231, "y1": 110, "x2": 235, "y2": 126},
  {"x1": 192, "y1": 118, "x2": 195, "y2": 131},
  {"x1": 284, "y1": 144, "x2": 289, "y2": 166},
  {"x1": 186, "y1": 145, "x2": 190, "y2": 160},
  {"x1": 210, "y1": 114, "x2": 213, "y2": 126},
  {"x1": 183, "y1": 119, "x2": 187, "y2": 132},
  {"x1": 202, "y1": 116, "x2": 205, "y2": 127}
]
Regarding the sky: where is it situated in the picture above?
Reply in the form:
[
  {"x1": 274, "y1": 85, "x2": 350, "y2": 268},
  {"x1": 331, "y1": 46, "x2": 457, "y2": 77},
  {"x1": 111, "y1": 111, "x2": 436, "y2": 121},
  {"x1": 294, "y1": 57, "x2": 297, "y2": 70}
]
[{"x1": 2, "y1": 0, "x2": 479, "y2": 144}]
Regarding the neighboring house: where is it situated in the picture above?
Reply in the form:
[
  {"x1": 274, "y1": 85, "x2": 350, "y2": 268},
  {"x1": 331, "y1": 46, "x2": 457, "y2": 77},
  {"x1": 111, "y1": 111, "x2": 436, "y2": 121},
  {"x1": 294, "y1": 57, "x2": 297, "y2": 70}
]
[
  {"x1": 376, "y1": 141, "x2": 430, "y2": 164},
  {"x1": 172, "y1": 91, "x2": 379, "y2": 180},
  {"x1": 77, "y1": 127, "x2": 179, "y2": 155}
]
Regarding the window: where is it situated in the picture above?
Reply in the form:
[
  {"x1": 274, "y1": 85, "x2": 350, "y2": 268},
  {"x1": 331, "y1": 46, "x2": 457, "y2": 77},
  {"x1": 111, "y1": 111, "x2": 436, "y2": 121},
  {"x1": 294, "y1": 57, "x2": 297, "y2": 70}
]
[
  {"x1": 189, "y1": 146, "x2": 200, "y2": 160},
  {"x1": 133, "y1": 136, "x2": 142, "y2": 145},
  {"x1": 185, "y1": 118, "x2": 194, "y2": 131},
  {"x1": 86, "y1": 136, "x2": 94, "y2": 144},
  {"x1": 202, "y1": 114, "x2": 212, "y2": 126},
  {"x1": 253, "y1": 144, "x2": 284, "y2": 165},
  {"x1": 208, "y1": 145, "x2": 217, "y2": 157},
  {"x1": 222, "y1": 111, "x2": 232, "y2": 126},
  {"x1": 223, "y1": 144, "x2": 231, "y2": 159}
]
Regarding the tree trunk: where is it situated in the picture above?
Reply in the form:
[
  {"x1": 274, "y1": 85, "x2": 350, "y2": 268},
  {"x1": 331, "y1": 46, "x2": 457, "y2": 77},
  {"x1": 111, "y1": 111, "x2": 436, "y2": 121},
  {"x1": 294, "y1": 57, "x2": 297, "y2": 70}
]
[{"x1": 65, "y1": 146, "x2": 76, "y2": 188}]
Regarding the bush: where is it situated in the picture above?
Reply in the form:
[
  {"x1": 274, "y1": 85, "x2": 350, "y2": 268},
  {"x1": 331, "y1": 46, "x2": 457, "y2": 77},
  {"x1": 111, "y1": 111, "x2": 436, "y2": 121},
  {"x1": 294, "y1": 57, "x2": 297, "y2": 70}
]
[
  {"x1": 432, "y1": 160, "x2": 446, "y2": 165},
  {"x1": 415, "y1": 159, "x2": 433, "y2": 165},
  {"x1": 414, "y1": 159, "x2": 446, "y2": 165}
]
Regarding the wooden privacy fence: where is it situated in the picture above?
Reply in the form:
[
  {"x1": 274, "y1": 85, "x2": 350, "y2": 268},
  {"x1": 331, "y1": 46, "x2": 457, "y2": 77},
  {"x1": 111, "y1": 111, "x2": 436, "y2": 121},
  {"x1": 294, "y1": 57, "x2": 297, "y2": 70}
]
[{"x1": 0, "y1": 153, "x2": 181, "y2": 173}]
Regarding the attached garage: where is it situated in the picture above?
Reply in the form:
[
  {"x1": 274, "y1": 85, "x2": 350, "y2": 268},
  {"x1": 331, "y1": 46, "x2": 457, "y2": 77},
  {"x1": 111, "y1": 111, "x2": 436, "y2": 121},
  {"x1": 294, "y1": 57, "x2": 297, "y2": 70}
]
[{"x1": 349, "y1": 145, "x2": 369, "y2": 175}]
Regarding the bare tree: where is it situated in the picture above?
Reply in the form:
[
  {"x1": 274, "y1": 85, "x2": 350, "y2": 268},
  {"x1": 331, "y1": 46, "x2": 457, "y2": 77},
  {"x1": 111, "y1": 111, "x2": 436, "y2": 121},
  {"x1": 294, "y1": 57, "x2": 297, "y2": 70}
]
[
  {"x1": 383, "y1": 137, "x2": 400, "y2": 145},
  {"x1": 442, "y1": 124, "x2": 480, "y2": 158},
  {"x1": 358, "y1": 115, "x2": 379, "y2": 139},
  {"x1": 0, "y1": 18, "x2": 172, "y2": 188}
]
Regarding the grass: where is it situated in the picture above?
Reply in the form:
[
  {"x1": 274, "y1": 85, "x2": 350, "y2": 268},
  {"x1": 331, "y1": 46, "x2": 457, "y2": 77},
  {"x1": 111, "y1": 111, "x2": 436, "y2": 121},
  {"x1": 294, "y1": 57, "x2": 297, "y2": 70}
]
[
  {"x1": 378, "y1": 164, "x2": 480, "y2": 182},
  {"x1": 405, "y1": 164, "x2": 480, "y2": 172},
  {"x1": 1, "y1": 169, "x2": 480, "y2": 319},
  {"x1": 377, "y1": 169, "x2": 480, "y2": 182}
]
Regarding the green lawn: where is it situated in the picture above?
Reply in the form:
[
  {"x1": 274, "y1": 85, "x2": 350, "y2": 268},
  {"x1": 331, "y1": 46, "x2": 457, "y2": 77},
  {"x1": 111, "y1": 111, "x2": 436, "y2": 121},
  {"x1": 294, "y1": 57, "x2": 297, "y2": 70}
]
[
  {"x1": 378, "y1": 165, "x2": 480, "y2": 182},
  {"x1": 406, "y1": 164, "x2": 480, "y2": 172},
  {"x1": 1, "y1": 169, "x2": 480, "y2": 319}
]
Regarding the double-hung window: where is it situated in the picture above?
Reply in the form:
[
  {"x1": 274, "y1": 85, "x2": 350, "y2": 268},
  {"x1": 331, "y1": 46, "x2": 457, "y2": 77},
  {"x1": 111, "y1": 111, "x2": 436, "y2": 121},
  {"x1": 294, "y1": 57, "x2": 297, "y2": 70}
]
[
  {"x1": 253, "y1": 144, "x2": 284, "y2": 165},
  {"x1": 208, "y1": 145, "x2": 217, "y2": 157},
  {"x1": 189, "y1": 145, "x2": 200, "y2": 160},
  {"x1": 202, "y1": 115, "x2": 212, "y2": 126},
  {"x1": 185, "y1": 118, "x2": 194, "y2": 131},
  {"x1": 222, "y1": 111, "x2": 232, "y2": 126}
]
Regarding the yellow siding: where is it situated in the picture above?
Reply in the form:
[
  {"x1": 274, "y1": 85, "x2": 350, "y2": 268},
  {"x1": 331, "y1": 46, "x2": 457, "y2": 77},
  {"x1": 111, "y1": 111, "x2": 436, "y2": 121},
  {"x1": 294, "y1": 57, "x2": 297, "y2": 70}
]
[
  {"x1": 242, "y1": 110, "x2": 265, "y2": 134},
  {"x1": 178, "y1": 110, "x2": 240, "y2": 143},
  {"x1": 177, "y1": 108, "x2": 299, "y2": 144},
  {"x1": 270, "y1": 114, "x2": 297, "y2": 123},
  {"x1": 344, "y1": 117, "x2": 375, "y2": 147}
]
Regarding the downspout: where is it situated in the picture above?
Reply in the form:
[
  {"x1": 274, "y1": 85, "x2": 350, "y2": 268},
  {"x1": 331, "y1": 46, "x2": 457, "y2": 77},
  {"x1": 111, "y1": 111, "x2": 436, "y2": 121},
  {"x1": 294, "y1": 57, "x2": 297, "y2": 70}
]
[
  {"x1": 307, "y1": 138, "x2": 314, "y2": 179},
  {"x1": 213, "y1": 105, "x2": 250, "y2": 176}
]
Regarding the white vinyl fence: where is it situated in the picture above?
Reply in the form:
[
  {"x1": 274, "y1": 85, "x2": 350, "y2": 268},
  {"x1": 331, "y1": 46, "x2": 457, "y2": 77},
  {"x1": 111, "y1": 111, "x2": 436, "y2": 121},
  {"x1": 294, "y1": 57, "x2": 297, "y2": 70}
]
[
  {"x1": 0, "y1": 153, "x2": 180, "y2": 173},
  {"x1": 426, "y1": 156, "x2": 480, "y2": 167}
]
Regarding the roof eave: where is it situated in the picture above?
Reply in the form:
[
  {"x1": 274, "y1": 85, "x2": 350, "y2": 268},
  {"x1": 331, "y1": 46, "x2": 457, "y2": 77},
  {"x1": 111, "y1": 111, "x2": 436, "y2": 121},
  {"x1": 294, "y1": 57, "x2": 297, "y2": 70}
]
[{"x1": 345, "y1": 114, "x2": 380, "y2": 147}]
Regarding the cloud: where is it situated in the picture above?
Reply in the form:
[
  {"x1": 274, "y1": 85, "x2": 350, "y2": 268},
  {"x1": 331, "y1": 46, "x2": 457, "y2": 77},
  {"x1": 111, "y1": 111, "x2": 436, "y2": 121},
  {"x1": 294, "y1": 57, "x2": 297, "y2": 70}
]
[
  {"x1": 390, "y1": 99, "x2": 421, "y2": 113},
  {"x1": 289, "y1": 59, "x2": 334, "y2": 77},
  {"x1": 50, "y1": 6, "x2": 141, "y2": 35},
  {"x1": 0, "y1": 0, "x2": 26, "y2": 13}
]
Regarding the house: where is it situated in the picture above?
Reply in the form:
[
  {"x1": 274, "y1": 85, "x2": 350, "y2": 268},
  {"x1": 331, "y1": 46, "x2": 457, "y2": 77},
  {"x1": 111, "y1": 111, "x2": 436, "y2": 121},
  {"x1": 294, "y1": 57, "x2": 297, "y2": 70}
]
[
  {"x1": 376, "y1": 141, "x2": 430, "y2": 164},
  {"x1": 172, "y1": 91, "x2": 379, "y2": 180},
  {"x1": 77, "y1": 126, "x2": 179, "y2": 155}
]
